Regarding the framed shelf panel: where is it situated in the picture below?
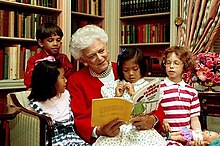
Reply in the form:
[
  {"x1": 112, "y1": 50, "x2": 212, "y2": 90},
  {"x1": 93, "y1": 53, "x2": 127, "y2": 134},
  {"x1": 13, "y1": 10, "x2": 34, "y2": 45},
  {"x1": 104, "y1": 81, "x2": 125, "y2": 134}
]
[
  {"x1": 0, "y1": 0, "x2": 64, "y2": 90},
  {"x1": 118, "y1": 0, "x2": 174, "y2": 78},
  {"x1": 70, "y1": 0, "x2": 105, "y2": 72},
  {"x1": 0, "y1": 1, "x2": 61, "y2": 14}
]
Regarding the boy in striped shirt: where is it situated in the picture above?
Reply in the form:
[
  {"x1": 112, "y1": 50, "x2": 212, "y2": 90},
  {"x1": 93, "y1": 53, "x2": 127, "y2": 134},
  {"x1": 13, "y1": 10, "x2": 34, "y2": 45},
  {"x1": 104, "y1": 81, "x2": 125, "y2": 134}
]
[{"x1": 159, "y1": 46, "x2": 201, "y2": 145}]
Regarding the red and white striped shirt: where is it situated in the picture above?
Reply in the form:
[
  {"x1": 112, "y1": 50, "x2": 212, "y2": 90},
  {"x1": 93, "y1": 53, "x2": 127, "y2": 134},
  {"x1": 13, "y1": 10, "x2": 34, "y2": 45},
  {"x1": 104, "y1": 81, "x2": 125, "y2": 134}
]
[{"x1": 160, "y1": 77, "x2": 200, "y2": 132}]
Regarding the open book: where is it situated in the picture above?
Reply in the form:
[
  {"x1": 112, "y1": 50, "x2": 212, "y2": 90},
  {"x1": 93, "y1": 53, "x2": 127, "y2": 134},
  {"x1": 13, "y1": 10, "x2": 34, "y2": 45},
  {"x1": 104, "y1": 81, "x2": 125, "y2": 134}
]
[{"x1": 91, "y1": 78, "x2": 161, "y2": 127}]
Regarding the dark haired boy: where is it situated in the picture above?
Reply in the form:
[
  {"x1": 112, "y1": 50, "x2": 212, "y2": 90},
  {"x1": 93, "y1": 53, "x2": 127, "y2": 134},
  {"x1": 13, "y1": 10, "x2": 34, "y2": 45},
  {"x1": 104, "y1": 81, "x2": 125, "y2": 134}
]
[{"x1": 24, "y1": 22, "x2": 73, "y2": 89}]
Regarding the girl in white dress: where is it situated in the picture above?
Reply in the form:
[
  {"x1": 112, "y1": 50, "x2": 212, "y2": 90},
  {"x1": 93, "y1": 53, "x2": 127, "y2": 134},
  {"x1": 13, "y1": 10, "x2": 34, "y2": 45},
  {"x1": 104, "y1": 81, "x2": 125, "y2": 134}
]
[{"x1": 93, "y1": 48, "x2": 170, "y2": 146}]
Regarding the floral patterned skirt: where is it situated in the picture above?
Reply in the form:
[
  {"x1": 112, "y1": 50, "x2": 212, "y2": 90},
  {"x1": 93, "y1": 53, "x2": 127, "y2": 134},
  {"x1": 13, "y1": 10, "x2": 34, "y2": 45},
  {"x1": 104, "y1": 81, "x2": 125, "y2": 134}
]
[{"x1": 93, "y1": 124, "x2": 168, "y2": 146}]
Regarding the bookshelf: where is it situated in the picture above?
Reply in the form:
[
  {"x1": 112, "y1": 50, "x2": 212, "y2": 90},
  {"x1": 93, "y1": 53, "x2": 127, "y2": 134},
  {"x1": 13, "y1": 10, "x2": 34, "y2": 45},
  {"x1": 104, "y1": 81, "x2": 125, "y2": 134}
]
[
  {"x1": 0, "y1": 0, "x2": 69, "y2": 89},
  {"x1": 70, "y1": 0, "x2": 105, "y2": 72},
  {"x1": 117, "y1": 0, "x2": 178, "y2": 77}
]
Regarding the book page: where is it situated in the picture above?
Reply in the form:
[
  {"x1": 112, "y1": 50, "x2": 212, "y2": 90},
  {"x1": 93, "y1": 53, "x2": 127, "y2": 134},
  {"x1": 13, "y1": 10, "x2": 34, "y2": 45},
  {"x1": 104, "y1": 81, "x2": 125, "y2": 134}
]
[
  {"x1": 91, "y1": 97, "x2": 133, "y2": 127},
  {"x1": 132, "y1": 78, "x2": 161, "y2": 115}
]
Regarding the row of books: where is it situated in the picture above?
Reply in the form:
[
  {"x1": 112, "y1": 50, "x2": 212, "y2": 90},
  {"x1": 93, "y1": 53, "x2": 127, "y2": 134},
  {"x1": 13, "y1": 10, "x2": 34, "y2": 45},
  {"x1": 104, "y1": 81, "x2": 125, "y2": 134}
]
[
  {"x1": 121, "y1": 0, "x2": 170, "y2": 16},
  {"x1": 0, "y1": 44, "x2": 40, "y2": 80},
  {"x1": 71, "y1": 0, "x2": 101, "y2": 16},
  {"x1": 3, "y1": 0, "x2": 57, "y2": 8},
  {"x1": 0, "y1": 9, "x2": 57, "y2": 38},
  {"x1": 121, "y1": 23, "x2": 170, "y2": 44}
]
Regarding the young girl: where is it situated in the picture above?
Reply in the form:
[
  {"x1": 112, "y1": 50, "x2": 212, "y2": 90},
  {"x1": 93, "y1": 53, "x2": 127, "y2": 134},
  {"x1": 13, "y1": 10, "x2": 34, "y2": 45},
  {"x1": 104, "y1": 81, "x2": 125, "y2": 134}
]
[
  {"x1": 93, "y1": 48, "x2": 180, "y2": 146},
  {"x1": 24, "y1": 22, "x2": 72, "y2": 90},
  {"x1": 27, "y1": 56, "x2": 90, "y2": 146},
  {"x1": 160, "y1": 46, "x2": 201, "y2": 142}
]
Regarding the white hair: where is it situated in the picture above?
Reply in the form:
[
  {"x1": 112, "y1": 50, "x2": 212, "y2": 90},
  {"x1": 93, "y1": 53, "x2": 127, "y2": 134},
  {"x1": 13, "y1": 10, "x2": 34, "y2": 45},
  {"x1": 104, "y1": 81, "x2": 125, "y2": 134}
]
[{"x1": 69, "y1": 25, "x2": 108, "y2": 60}]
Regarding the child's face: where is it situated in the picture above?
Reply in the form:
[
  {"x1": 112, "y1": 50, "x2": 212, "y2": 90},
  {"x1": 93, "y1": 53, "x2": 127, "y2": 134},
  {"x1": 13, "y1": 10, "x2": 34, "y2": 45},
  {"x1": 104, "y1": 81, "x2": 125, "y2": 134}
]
[
  {"x1": 55, "y1": 68, "x2": 67, "y2": 94},
  {"x1": 165, "y1": 52, "x2": 184, "y2": 83},
  {"x1": 203, "y1": 130, "x2": 219, "y2": 143},
  {"x1": 38, "y1": 35, "x2": 62, "y2": 56},
  {"x1": 122, "y1": 58, "x2": 141, "y2": 83}
]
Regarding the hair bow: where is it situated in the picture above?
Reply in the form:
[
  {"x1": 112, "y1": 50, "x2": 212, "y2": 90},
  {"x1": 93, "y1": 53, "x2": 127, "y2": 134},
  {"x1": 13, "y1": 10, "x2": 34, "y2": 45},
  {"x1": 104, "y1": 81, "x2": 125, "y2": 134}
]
[{"x1": 35, "y1": 56, "x2": 56, "y2": 66}]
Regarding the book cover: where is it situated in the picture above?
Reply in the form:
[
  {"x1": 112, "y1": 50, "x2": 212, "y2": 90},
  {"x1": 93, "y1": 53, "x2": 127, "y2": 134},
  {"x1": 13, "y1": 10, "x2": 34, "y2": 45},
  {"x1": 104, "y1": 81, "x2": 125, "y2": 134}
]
[{"x1": 91, "y1": 78, "x2": 161, "y2": 126}]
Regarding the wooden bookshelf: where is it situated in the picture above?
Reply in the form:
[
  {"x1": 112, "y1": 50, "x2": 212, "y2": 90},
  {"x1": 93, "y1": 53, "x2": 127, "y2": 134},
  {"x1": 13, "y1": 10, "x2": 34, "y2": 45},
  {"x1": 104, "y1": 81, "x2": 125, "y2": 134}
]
[
  {"x1": 0, "y1": 0, "x2": 68, "y2": 90},
  {"x1": 118, "y1": 0, "x2": 178, "y2": 77},
  {"x1": 70, "y1": 0, "x2": 105, "y2": 72}
]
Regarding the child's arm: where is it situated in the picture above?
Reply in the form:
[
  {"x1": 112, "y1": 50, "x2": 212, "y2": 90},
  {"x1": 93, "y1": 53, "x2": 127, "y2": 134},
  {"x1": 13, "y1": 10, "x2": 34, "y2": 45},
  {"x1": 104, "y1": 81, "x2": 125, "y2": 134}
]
[
  {"x1": 162, "y1": 119, "x2": 171, "y2": 133},
  {"x1": 170, "y1": 131, "x2": 186, "y2": 142},
  {"x1": 190, "y1": 116, "x2": 201, "y2": 130}
]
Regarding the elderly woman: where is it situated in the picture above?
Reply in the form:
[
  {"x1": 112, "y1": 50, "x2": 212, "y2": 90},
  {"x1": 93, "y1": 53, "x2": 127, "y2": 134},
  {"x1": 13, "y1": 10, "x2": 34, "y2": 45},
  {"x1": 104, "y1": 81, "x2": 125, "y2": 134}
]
[{"x1": 67, "y1": 25, "x2": 165, "y2": 145}]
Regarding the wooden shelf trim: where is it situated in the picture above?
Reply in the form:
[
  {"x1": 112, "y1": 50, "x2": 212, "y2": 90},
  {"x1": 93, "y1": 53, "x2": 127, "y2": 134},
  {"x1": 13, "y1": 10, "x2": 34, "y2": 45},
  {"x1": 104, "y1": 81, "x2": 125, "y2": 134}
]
[
  {"x1": 119, "y1": 42, "x2": 170, "y2": 47},
  {"x1": 0, "y1": 36, "x2": 37, "y2": 43},
  {"x1": 119, "y1": 12, "x2": 170, "y2": 20},
  {"x1": 0, "y1": 1, "x2": 62, "y2": 14},
  {"x1": 71, "y1": 11, "x2": 104, "y2": 20},
  {"x1": 0, "y1": 79, "x2": 25, "y2": 89}
]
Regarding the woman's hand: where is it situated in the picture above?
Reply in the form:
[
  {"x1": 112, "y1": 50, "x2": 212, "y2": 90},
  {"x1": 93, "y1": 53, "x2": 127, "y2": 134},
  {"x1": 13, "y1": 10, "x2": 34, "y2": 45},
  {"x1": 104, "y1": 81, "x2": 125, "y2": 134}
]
[
  {"x1": 124, "y1": 82, "x2": 135, "y2": 96},
  {"x1": 115, "y1": 82, "x2": 125, "y2": 97},
  {"x1": 162, "y1": 120, "x2": 171, "y2": 133},
  {"x1": 96, "y1": 118, "x2": 124, "y2": 137},
  {"x1": 130, "y1": 114, "x2": 156, "y2": 130}
]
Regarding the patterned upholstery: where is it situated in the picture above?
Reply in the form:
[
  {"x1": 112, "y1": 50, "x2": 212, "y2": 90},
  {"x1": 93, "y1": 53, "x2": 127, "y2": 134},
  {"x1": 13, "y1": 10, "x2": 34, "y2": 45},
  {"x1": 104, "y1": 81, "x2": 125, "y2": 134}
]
[{"x1": 7, "y1": 91, "x2": 53, "y2": 146}]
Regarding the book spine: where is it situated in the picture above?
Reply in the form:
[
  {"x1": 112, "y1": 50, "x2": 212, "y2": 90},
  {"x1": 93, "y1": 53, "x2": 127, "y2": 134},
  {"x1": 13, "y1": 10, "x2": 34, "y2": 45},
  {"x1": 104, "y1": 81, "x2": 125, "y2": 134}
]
[
  {"x1": 3, "y1": 53, "x2": 8, "y2": 79},
  {"x1": 131, "y1": 25, "x2": 137, "y2": 44},
  {"x1": 121, "y1": 24, "x2": 125, "y2": 44},
  {"x1": 0, "y1": 10, "x2": 3, "y2": 36},
  {"x1": 0, "y1": 50, "x2": 4, "y2": 80},
  {"x1": 20, "y1": 46, "x2": 26, "y2": 79},
  {"x1": 8, "y1": 11, "x2": 15, "y2": 37}
]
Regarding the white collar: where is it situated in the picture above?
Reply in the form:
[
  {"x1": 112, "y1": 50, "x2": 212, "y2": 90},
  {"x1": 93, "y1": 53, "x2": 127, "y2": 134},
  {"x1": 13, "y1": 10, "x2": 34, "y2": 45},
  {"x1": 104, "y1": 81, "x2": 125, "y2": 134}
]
[
  {"x1": 164, "y1": 77, "x2": 186, "y2": 87},
  {"x1": 120, "y1": 78, "x2": 147, "y2": 86}
]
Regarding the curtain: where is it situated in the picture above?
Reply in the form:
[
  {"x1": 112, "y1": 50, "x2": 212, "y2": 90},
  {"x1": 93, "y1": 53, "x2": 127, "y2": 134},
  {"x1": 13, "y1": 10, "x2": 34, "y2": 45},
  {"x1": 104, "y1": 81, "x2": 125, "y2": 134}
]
[{"x1": 179, "y1": 0, "x2": 220, "y2": 55}]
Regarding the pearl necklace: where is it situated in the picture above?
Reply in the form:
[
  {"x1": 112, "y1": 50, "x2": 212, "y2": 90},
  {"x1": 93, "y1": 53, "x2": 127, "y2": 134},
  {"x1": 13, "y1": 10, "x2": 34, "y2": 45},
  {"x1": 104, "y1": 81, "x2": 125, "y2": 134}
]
[{"x1": 89, "y1": 62, "x2": 112, "y2": 78}]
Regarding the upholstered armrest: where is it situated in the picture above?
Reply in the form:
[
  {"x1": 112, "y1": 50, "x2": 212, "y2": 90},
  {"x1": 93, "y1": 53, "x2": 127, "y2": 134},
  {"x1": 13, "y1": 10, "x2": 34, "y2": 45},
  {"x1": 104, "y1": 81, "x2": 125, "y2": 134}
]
[{"x1": 7, "y1": 92, "x2": 54, "y2": 146}]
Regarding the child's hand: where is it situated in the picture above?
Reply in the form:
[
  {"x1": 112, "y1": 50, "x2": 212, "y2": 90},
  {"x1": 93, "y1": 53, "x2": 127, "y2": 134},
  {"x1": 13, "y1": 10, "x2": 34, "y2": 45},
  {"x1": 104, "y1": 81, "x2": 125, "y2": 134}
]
[
  {"x1": 115, "y1": 82, "x2": 125, "y2": 97},
  {"x1": 124, "y1": 82, "x2": 135, "y2": 96},
  {"x1": 162, "y1": 120, "x2": 171, "y2": 133}
]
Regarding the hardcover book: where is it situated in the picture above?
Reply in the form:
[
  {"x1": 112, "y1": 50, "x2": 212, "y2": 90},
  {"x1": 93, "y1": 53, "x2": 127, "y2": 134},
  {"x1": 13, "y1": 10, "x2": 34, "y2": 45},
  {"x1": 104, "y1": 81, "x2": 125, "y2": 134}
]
[{"x1": 91, "y1": 78, "x2": 161, "y2": 126}]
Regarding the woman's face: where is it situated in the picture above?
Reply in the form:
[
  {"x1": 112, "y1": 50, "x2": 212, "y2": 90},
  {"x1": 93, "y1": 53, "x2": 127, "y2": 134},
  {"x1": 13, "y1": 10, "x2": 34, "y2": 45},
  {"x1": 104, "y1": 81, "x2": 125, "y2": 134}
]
[
  {"x1": 165, "y1": 52, "x2": 184, "y2": 83},
  {"x1": 81, "y1": 39, "x2": 109, "y2": 74},
  {"x1": 122, "y1": 58, "x2": 141, "y2": 83}
]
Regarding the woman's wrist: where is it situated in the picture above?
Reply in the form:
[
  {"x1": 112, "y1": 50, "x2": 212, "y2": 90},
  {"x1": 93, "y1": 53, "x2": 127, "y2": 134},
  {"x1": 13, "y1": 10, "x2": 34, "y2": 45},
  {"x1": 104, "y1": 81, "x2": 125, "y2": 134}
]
[{"x1": 153, "y1": 115, "x2": 159, "y2": 127}]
